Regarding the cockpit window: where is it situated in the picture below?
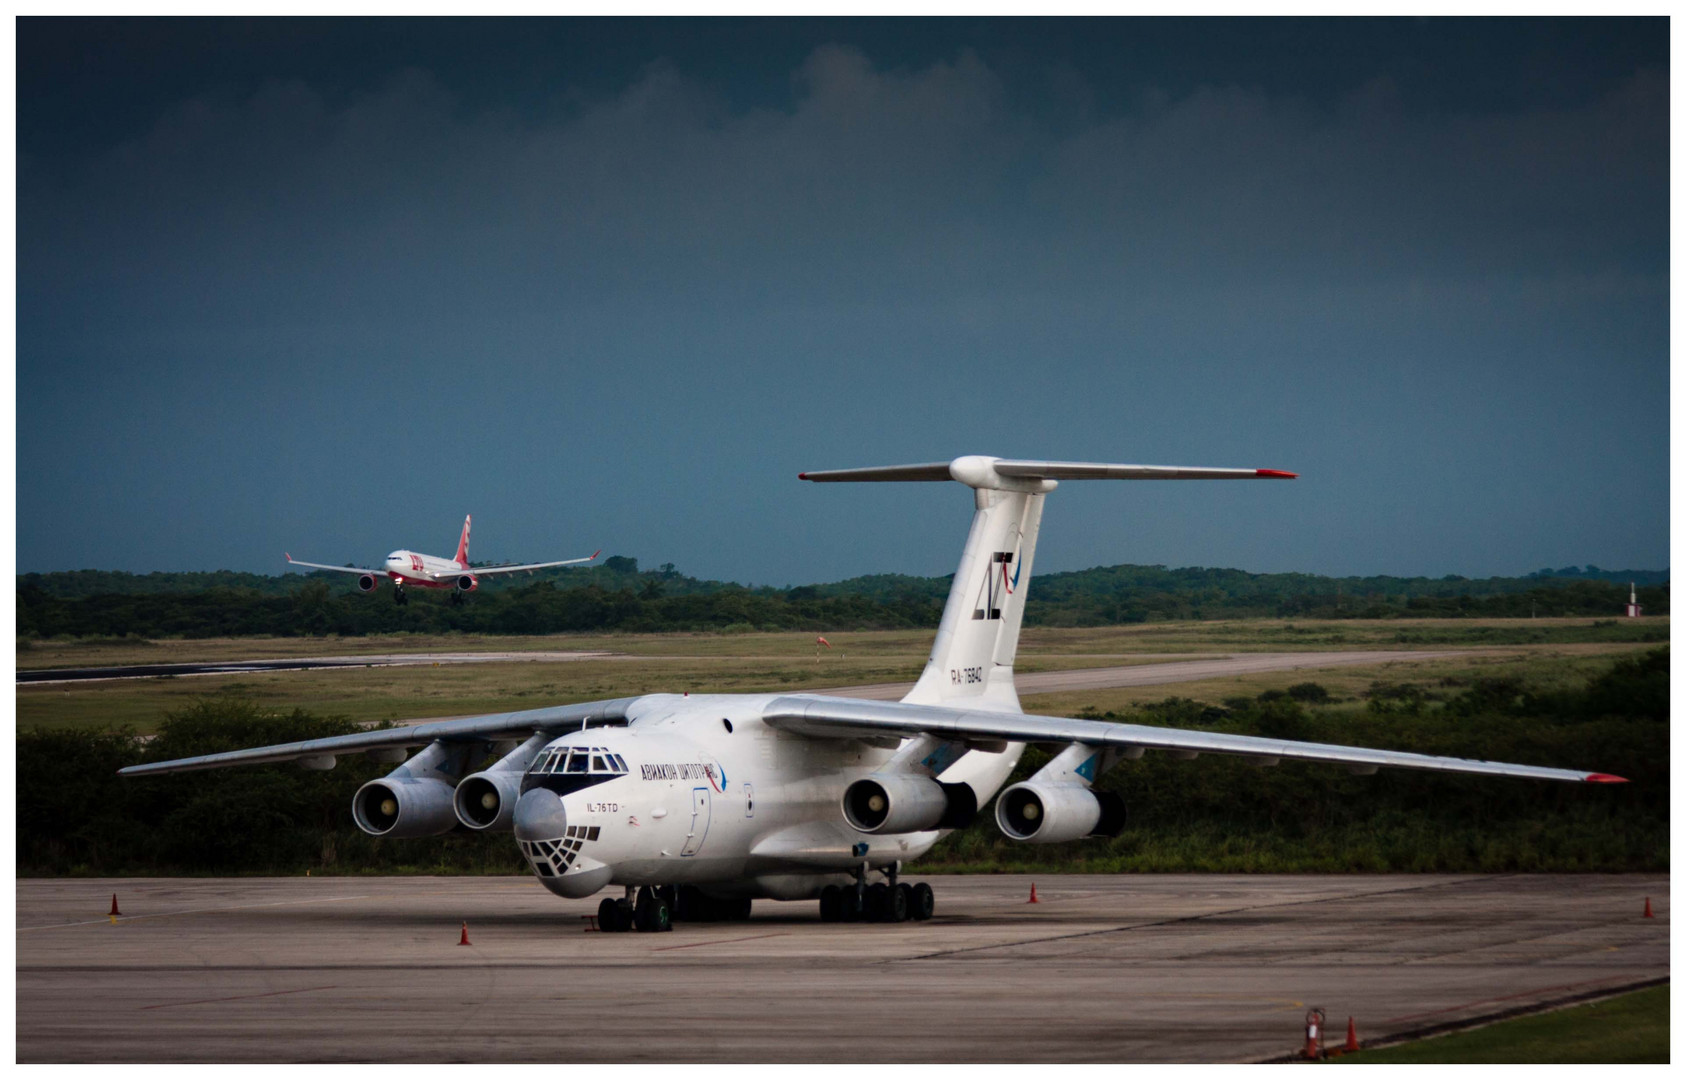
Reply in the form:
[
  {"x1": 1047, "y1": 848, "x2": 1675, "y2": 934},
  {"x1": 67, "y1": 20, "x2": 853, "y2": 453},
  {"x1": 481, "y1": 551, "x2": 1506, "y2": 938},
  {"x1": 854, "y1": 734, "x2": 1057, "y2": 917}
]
[{"x1": 527, "y1": 746, "x2": 628, "y2": 776}]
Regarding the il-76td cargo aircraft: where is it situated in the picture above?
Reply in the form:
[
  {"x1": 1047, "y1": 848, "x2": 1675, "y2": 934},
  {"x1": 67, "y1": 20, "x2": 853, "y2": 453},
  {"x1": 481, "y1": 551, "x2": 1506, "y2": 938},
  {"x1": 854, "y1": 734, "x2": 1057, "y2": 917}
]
[
  {"x1": 285, "y1": 515, "x2": 599, "y2": 604},
  {"x1": 130, "y1": 457, "x2": 1624, "y2": 933}
]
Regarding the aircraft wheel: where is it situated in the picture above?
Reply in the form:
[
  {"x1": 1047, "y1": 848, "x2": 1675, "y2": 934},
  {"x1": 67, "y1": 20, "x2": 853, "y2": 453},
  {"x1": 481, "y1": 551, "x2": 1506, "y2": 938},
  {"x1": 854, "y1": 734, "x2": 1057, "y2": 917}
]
[
  {"x1": 840, "y1": 886, "x2": 865, "y2": 923},
  {"x1": 597, "y1": 896, "x2": 626, "y2": 932},
  {"x1": 635, "y1": 891, "x2": 671, "y2": 933},
  {"x1": 910, "y1": 882, "x2": 935, "y2": 921},
  {"x1": 722, "y1": 896, "x2": 752, "y2": 922},
  {"x1": 889, "y1": 882, "x2": 912, "y2": 923},
  {"x1": 819, "y1": 885, "x2": 841, "y2": 922},
  {"x1": 865, "y1": 882, "x2": 890, "y2": 923}
]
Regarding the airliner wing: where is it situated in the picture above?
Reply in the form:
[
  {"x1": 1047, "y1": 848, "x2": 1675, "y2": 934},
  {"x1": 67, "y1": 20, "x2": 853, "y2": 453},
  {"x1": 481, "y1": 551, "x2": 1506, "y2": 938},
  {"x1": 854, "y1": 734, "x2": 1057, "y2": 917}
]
[
  {"x1": 284, "y1": 554, "x2": 388, "y2": 577},
  {"x1": 760, "y1": 695, "x2": 1625, "y2": 784},
  {"x1": 470, "y1": 550, "x2": 602, "y2": 576},
  {"x1": 118, "y1": 698, "x2": 639, "y2": 776}
]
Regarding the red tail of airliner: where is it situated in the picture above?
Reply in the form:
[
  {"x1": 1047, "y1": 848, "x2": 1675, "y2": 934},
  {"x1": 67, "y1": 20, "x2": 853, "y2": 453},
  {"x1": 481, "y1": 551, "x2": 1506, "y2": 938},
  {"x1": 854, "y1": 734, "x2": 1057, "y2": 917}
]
[{"x1": 455, "y1": 515, "x2": 472, "y2": 567}]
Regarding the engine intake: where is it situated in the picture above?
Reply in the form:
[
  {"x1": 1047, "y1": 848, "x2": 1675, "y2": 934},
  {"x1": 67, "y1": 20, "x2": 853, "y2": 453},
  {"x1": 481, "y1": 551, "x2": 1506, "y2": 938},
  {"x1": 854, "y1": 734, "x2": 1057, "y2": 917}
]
[
  {"x1": 994, "y1": 781, "x2": 1126, "y2": 844},
  {"x1": 356, "y1": 574, "x2": 379, "y2": 593},
  {"x1": 456, "y1": 575, "x2": 477, "y2": 592},
  {"x1": 352, "y1": 777, "x2": 458, "y2": 838},
  {"x1": 454, "y1": 771, "x2": 523, "y2": 831},
  {"x1": 842, "y1": 773, "x2": 977, "y2": 834}
]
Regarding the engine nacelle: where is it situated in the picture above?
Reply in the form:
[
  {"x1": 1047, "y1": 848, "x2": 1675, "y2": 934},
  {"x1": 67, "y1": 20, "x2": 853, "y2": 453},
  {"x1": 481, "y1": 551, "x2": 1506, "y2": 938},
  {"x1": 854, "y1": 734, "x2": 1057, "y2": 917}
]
[
  {"x1": 352, "y1": 777, "x2": 459, "y2": 838},
  {"x1": 456, "y1": 575, "x2": 478, "y2": 592},
  {"x1": 454, "y1": 771, "x2": 523, "y2": 831},
  {"x1": 842, "y1": 773, "x2": 977, "y2": 834},
  {"x1": 994, "y1": 781, "x2": 1127, "y2": 844},
  {"x1": 356, "y1": 573, "x2": 379, "y2": 593},
  {"x1": 454, "y1": 733, "x2": 549, "y2": 832}
]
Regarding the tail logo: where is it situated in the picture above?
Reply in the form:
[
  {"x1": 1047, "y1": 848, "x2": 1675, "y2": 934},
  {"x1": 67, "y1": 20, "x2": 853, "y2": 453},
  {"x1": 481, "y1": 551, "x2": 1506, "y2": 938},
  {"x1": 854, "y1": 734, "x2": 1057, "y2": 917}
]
[{"x1": 971, "y1": 530, "x2": 1025, "y2": 621}]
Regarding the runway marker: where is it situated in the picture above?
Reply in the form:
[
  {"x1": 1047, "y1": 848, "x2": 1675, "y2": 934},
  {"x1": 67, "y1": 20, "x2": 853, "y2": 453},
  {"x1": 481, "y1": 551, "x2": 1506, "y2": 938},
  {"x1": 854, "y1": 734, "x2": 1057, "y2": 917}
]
[
  {"x1": 20, "y1": 894, "x2": 370, "y2": 932},
  {"x1": 140, "y1": 985, "x2": 338, "y2": 1011},
  {"x1": 650, "y1": 932, "x2": 788, "y2": 952}
]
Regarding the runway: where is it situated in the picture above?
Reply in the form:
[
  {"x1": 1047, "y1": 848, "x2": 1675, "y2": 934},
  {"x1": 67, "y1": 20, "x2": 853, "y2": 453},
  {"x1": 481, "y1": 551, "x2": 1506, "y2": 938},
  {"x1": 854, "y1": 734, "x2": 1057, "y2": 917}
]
[
  {"x1": 18, "y1": 648, "x2": 1475, "y2": 698},
  {"x1": 16, "y1": 874, "x2": 1666, "y2": 1062},
  {"x1": 825, "y1": 649, "x2": 1474, "y2": 700},
  {"x1": 15, "y1": 651, "x2": 618, "y2": 684}
]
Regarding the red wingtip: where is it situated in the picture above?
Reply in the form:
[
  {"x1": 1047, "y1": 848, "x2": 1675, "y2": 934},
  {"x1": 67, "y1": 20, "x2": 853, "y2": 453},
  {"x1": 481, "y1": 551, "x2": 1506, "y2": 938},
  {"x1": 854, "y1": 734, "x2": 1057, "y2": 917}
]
[
  {"x1": 1256, "y1": 469, "x2": 1298, "y2": 479},
  {"x1": 798, "y1": 472, "x2": 809, "y2": 480},
  {"x1": 1584, "y1": 773, "x2": 1629, "y2": 784}
]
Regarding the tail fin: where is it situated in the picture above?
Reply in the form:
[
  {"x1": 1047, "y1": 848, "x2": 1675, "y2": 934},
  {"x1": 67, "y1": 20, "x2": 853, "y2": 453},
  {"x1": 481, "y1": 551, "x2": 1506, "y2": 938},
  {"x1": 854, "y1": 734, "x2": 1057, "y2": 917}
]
[
  {"x1": 455, "y1": 515, "x2": 472, "y2": 567},
  {"x1": 801, "y1": 456, "x2": 1294, "y2": 712}
]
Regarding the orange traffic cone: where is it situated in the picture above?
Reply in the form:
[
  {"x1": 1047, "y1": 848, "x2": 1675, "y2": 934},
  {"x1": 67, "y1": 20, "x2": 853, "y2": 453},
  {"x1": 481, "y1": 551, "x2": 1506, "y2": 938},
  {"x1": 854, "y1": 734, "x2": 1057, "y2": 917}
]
[
  {"x1": 1644, "y1": 897, "x2": 1654, "y2": 918},
  {"x1": 458, "y1": 921, "x2": 471, "y2": 946},
  {"x1": 109, "y1": 893, "x2": 122, "y2": 917},
  {"x1": 1345, "y1": 1016, "x2": 1359, "y2": 1052},
  {"x1": 1028, "y1": 883, "x2": 1039, "y2": 903}
]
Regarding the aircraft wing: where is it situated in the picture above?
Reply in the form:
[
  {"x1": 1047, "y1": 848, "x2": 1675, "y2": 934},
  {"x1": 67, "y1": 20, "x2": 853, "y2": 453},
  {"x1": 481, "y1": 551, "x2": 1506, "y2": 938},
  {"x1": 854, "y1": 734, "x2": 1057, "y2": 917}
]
[
  {"x1": 284, "y1": 554, "x2": 388, "y2": 577},
  {"x1": 118, "y1": 698, "x2": 639, "y2": 776},
  {"x1": 469, "y1": 550, "x2": 602, "y2": 576},
  {"x1": 760, "y1": 695, "x2": 1625, "y2": 784}
]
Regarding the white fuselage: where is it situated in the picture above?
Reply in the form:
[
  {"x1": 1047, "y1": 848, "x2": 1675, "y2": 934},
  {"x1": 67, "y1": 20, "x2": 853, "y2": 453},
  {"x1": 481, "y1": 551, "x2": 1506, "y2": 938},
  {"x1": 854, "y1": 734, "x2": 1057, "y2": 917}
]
[
  {"x1": 384, "y1": 550, "x2": 476, "y2": 590},
  {"x1": 511, "y1": 693, "x2": 1023, "y2": 901}
]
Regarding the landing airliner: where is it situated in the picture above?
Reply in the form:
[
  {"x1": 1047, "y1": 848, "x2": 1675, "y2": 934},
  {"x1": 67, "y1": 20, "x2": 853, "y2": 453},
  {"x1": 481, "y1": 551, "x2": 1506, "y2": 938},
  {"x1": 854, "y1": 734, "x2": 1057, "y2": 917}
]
[
  {"x1": 132, "y1": 458, "x2": 1623, "y2": 932},
  {"x1": 285, "y1": 515, "x2": 599, "y2": 604}
]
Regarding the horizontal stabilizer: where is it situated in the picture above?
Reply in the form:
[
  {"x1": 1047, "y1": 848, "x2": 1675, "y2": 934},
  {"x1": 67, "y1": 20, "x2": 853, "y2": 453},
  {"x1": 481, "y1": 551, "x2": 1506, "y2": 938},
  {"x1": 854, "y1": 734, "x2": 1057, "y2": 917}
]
[{"x1": 800, "y1": 455, "x2": 1295, "y2": 491}]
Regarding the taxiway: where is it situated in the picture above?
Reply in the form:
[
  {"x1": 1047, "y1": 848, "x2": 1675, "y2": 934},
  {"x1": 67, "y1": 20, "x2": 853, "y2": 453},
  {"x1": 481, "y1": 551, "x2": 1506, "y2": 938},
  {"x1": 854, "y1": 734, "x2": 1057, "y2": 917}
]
[{"x1": 16, "y1": 873, "x2": 1666, "y2": 1062}]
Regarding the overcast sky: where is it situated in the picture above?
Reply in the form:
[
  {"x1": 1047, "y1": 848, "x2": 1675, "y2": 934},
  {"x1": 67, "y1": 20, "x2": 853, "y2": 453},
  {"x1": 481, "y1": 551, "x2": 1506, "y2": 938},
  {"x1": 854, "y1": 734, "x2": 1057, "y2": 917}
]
[{"x1": 17, "y1": 18, "x2": 1669, "y2": 584}]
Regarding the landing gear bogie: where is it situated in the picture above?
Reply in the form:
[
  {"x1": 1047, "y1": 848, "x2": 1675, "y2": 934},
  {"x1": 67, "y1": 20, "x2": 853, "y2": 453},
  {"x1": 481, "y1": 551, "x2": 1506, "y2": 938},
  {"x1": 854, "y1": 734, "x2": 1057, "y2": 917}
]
[{"x1": 820, "y1": 874, "x2": 934, "y2": 924}]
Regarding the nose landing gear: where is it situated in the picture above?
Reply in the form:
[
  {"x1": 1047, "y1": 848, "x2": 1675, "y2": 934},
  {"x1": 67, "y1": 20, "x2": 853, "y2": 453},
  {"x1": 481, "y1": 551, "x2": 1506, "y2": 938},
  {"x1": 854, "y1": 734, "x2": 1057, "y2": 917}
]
[
  {"x1": 393, "y1": 586, "x2": 408, "y2": 606},
  {"x1": 598, "y1": 887, "x2": 672, "y2": 933}
]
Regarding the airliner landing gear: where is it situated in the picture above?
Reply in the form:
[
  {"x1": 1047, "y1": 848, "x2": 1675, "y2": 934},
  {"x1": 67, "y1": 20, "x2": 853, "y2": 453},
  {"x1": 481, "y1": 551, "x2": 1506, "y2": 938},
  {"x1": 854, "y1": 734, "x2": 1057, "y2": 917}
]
[
  {"x1": 450, "y1": 589, "x2": 466, "y2": 607},
  {"x1": 393, "y1": 586, "x2": 408, "y2": 606},
  {"x1": 633, "y1": 886, "x2": 672, "y2": 933},
  {"x1": 820, "y1": 864, "x2": 932, "y2": 924}
]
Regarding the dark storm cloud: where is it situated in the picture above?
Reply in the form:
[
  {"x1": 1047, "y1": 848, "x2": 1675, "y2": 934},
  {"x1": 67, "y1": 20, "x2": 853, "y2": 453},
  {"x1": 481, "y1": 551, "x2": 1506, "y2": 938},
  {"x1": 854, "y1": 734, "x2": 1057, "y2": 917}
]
[{"x1": 17, "y1": 21, "x2": 1668, "y2": 583}]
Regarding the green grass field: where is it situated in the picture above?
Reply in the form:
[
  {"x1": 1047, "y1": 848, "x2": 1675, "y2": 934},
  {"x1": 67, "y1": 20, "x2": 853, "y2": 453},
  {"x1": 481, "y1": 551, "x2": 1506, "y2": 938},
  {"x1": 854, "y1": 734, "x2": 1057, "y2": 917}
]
[
  {"x1": 16, "y1": 620, "x2": 1663, "y2": 734},
  {"x1": 1340, "y1": 984, "x2": 1669, "y2": 1063}
]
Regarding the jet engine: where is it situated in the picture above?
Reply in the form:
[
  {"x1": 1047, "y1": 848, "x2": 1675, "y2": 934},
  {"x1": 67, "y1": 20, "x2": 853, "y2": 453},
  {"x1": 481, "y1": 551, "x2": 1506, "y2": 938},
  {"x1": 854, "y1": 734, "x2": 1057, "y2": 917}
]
[
  {"x1": 456, "y1": 575, "x2": 478, "y2": 592},
  {"x1": 454, "y1": 734, "x2": 549, "y2": 831},
  {"x1": 350, "y1": 740, "x2": 478, "y2": 839},
  {"x1": 356, "y1": 574, "x2": 379, "y2": 593},
  {"x1": 842, "y1": 773, "x2": 977, "y2": 834},
  {"x1": 353, "y1": 776, "x2": 458, "y2": 838},
  {"x1": 994, "y1": 781, "x2": 1126, "y2": 844}
]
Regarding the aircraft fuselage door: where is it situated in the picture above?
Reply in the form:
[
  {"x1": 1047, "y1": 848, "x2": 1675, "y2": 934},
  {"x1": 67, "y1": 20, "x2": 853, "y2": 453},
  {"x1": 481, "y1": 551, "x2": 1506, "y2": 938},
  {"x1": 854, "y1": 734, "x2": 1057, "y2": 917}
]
[{"x1": 680, "y1": 786, "x2": 710, "y2": 856}]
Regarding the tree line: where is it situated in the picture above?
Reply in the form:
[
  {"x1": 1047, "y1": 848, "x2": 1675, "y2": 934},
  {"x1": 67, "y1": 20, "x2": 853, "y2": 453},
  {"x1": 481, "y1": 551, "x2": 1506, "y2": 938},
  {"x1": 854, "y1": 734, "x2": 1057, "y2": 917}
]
[{"x1": 17, "y1": 557, "x2": 1670, "y2": 640}]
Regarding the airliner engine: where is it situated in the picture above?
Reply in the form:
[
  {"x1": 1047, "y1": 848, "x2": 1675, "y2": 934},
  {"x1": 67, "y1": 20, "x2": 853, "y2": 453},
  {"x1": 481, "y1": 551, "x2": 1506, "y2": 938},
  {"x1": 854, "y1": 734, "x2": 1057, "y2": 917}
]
[
  {"x1": 454, "y1": 734, "x2": 550, "y2": 831},
  {"x1": 352, "y1": 777, "x2": 457, "y2": 838},
  {"x1": 351, "y1": 740, "x2": 480, "y2": 839},
  {"x1": 993, "y1": 781, "x2": 1127, "y2": 844},
  {"x1": 842, "y1": 773, "x2": 977, "y2": 833},
  {"x1": 356, "y1": 574, "x2": 379, "y2": 593},
  {"x1": 456, "y1": 575, "x2": 478, "y2": 592}
]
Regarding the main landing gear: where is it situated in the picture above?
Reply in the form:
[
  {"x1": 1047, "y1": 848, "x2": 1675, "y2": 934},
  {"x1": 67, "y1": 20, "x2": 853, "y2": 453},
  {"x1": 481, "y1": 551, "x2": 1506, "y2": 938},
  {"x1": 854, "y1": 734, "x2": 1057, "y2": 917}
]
[{"x1": 818, "y1": 863, "x2": 935, "y2": 924}]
